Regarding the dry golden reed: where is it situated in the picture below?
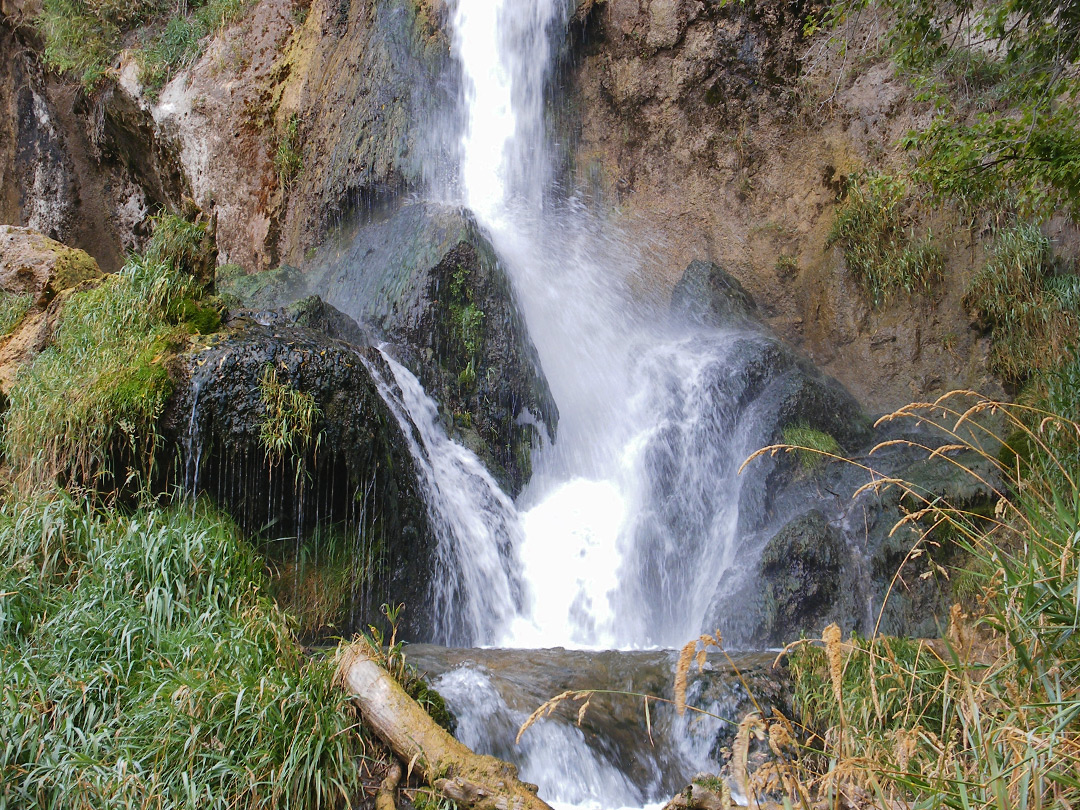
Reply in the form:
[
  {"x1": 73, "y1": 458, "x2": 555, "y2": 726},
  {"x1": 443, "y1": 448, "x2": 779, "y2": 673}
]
[
  {"x1": 675, "y1": 632, "x2": 723, "y2": 715},
  {"x1": 822, "y1": 622, "x2": 844, "y2": 706}
]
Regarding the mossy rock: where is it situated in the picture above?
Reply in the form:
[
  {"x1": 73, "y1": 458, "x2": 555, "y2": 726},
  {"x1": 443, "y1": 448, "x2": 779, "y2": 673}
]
[
  {"x1": 0, "y1": 225, "x2": 103, "y2": 306},
  {"x1": 755, "y1": 510, "x2": 848, "y2": 646},
  {"x1": 162, "y1": 315, "x2": 439, "y2": 641},
  {"x1": 273, "y1": 203, "x2": 558, "y2": 496}
]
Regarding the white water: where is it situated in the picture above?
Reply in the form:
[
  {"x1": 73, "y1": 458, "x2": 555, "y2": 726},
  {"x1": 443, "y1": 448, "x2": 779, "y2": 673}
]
[
  {"x1": 364, "y1": 351, "x2": 526, "y2": 646},
  {"x1": 357, "y1": 1, "x2": 784, "y2": 805},
  {"x1": 445, "y1": 0, "x2": 762, "y2": 650}
]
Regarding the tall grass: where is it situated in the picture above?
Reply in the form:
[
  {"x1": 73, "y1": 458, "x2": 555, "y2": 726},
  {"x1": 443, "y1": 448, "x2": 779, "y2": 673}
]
[
  {"x1": 260, "y1": 364, "x2": 323, "y2": 467},
  {"x1": 0, "y1": 495, "x2": 366, "y2": 810},
  {"x1": 0, "y1": 291, "x2": 33, "y2": 336},
  {"x1": 3, "y1": 214, "x2": 220, "y2": 492},
  {"x1": 753, "y1": 379, "x2": 1080, "y2": 808},
  {"x1": 37, "y1": 0, "x2": 250, "y2": 90},
  {"x1": 965, "y1": 222, "x2": 1078, "y2": 383},
  {"x1": 827, "y1": 171, "x2": 945, "y2": 309}
]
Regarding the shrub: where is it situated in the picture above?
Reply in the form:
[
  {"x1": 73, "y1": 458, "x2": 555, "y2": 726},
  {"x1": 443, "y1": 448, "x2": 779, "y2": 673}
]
[
  {"x1": 827, "y1": 171, "x2": 944, "y2": 308},
  {"x1": 964, "y1": 222, "x2": 1078, "y2": 382}
]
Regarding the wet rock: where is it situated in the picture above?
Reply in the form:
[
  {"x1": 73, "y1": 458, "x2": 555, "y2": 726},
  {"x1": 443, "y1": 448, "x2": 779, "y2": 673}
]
[
  {"x1": 671, "y1": 259, "x2": 759, "y2": 327},
  {"x1": 861, "y1": 446, "x2": 1000, "y2": 637},
  {"x1": 276, "y1": 0, "x2": 456, "y2": 260},
  {"x1": 755, "y1": 510, "x2": 847, "y2": 646},
  {"x1": 670, "y1": 260, "x2": 871, "y2": 450},
  {"x1": 163, "y1": 316, "x2": 437, "y2": 640},
  {"x1": 275, "y1": 202, "x2": 558, "y2": 496}
]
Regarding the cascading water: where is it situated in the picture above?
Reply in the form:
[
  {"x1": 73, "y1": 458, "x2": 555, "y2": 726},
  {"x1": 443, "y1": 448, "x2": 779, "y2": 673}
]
[
  {"x1": 270, "y1": 0, "x2": 863, "y2": 806},
  {"x1": 363, "y1": 350, "x2": 525, "y2": 646},
  {"x1": 334, "y1": 2, "x2": 804, "y2": 806},
  {"x1": 445, "y1": 0, "x2": 769, "y2": 651}
]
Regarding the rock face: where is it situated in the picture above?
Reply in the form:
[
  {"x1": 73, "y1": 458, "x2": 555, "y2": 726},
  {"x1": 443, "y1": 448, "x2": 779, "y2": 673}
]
[
  {"x1": 164, "y1": 312, "x2": 438, "y2": 640},
  {"x1": 665, "y1": 258, "x2": 1000, "y2": 645},
  {"x1": 223, "y1": 203, "x2": 558, "y2": 495},
  {"x1": 0, "y1": 15, "x2": 157, "y2": 270},
  {"x1": 567, "y1": 0, "x2": 1016, "y2": 411},
  {"x1": 0, "y1": 226, "x2": 103, "y2": 393}
]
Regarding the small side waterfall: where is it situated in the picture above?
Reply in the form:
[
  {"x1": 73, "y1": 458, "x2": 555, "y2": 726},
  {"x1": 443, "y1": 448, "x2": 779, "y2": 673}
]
[{"x1": 364, "y1": 350, "x2": 526, "y2": 646}]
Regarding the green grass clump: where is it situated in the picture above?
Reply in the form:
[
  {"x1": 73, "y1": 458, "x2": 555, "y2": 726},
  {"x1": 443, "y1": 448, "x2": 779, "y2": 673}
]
[
  {"x1": 0, "y1": 494, "x2": 365, "y2": 810},
  {"x1": 39, "y1": 0, "x2": 161, "y2": 87},
  {"x1": 2, "y1": 212, "x2": 225, "y2": 491},
  {"x1": 782, "y1": 423, "x2": 841, "y2": 472},
  {"x1": 827, "y1": 171, "x2": 945, "y2": 309},
  {"x1": 3, "y1": 256, "x2": 199, "y2": 489},
  {"x1": 275, "y1": 113, "x2": 305, "y2": 190},
  {"x1": 259, "y1": 365, "x2": 322, "y2": 467},
  {"x1": 0, "y1": 291, "x2": 33, "y2": 336},
  {"x1": 965, "y1": 222, "x2": 1078, "y2": 383},
  {"x1": 38, "y1": 0, "x2": 250, "y2": 91}
]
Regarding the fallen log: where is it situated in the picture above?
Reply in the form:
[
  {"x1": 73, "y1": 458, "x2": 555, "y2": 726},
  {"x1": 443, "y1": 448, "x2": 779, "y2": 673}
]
[{"x1": 338, "y1": 645, "x2": 554, "y2": 810}]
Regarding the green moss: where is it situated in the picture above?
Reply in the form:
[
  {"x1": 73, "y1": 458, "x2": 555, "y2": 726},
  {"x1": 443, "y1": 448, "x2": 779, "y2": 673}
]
[
  {"x1": 446, "y1": 262, "x2": 485, "y2": 395},
  {"x1": 827, "y1": 171, "x2": 944, "y2": 309},
  {"x1": 782, "y1": 423, "x2": 842, "y2": 472},
  {"x1": 217, "y1": 263, "x2": 304, "y2": 310},
  {"x1": 46, "y1": 245, "x2": 101, "y2": 292},
  {"x1": 406, "y1": 678, "x2": 455, "y2": 733}
]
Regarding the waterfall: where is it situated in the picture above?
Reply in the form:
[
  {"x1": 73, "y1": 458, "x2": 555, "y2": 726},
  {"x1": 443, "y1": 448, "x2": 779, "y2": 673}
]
[
  {"x1": 341, "y1": 2, "x2": 804, "y2": 805},
  {"x1": 446, "y1": 0, "x2": 764, "y2": 650}
]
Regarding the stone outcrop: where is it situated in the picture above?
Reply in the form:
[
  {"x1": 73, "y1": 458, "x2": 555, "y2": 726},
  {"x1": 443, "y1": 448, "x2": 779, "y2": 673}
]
[
  {"x1": 221, "y1": 203, "x2": 559, "y2": 495},
  {"x1": 164, "y1": 310, "x2": 438, "y2": 639},
  {"x1": 567, "y1": 0, "x2": 1017, "y2": 410},
  {"x1": 0, "y1": 226, "x2": 103, "y2": 393}
]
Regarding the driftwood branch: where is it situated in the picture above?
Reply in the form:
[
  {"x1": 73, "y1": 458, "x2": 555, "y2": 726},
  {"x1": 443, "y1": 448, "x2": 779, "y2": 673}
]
[
  {"x1": 376, "y1": 761, "x2": 402, "y2": 810},
  {"x1": 339, "y1": 645, "x2": 554, "y2": 810}
]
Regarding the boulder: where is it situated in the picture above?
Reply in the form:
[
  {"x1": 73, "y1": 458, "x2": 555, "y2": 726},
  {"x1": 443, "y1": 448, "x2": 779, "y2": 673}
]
[
  {"x1": 0, "y1": 225, "x2": 101, "y2": 306},
  {"x1": 313, "y1": 204, "x2": 558, "y2": 495},
  {"x1": 163, "y1": 313, "x2": 437, "y2": 640},
  {"x1": 671, "y1": 260, "x2": 759, "y2": 327},
  {"x1": 755, "y1": 510, "x2": 848, "y2": 646},
  {"x1": 0, "y1": 226, "x2": 103, "y2": 394}
]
